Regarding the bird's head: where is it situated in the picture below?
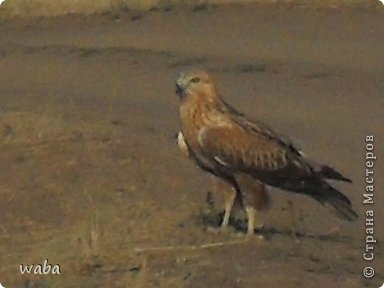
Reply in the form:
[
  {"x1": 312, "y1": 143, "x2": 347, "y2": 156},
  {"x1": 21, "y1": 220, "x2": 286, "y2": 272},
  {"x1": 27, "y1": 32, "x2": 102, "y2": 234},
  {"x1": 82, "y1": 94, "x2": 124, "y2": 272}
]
[{"x1": 175, "y1": 69, "x2": 218, "y2": 101}]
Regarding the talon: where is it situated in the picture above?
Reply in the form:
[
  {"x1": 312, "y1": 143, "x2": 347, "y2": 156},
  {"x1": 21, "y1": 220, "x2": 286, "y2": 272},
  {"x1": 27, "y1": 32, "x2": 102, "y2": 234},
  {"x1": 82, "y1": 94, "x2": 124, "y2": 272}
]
[{"x1": 245, "y1": 231, "x2": 264, "y2": 240}]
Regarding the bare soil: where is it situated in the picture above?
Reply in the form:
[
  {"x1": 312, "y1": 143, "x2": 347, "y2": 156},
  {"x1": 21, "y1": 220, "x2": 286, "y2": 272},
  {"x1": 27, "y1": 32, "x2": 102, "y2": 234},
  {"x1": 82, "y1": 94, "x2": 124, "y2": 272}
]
[{"x1": 0, "y1": 3, "x2": 383, "y2": 287}]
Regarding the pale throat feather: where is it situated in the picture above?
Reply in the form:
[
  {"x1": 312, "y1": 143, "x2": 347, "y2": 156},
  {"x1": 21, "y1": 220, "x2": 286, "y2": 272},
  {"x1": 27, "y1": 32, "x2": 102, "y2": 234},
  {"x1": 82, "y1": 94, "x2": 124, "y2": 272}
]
[{"x1": 180, "y1": 87, "x2": 231, "y2": 153}]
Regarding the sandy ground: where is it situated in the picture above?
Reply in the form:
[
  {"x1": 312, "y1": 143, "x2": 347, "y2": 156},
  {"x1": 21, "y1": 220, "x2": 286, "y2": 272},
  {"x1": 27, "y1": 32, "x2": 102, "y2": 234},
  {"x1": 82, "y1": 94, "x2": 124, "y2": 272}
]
[{"x1": 0, "y1": 3, "x2": 383, "y2": 288}]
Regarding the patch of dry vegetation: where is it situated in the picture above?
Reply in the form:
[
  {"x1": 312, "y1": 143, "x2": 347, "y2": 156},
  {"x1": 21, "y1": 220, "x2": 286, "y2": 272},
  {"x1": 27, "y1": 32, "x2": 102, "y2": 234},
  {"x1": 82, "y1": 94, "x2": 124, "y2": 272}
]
[{"x1": 0, "y1": 98, "x2": 234, "y2": 287}]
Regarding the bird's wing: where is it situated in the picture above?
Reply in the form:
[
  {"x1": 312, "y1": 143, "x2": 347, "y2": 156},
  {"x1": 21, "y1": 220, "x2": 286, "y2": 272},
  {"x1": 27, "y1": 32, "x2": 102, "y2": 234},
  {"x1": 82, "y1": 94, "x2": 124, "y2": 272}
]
[
  {"x1": 221, "y1": 100, "x2": 305, "y2": 156},
  {"x1": 222, "y1": 105, "x2": 352, "y2": 182},
  {"x1": 197, "y1": 116, "x2": 312, "y2": 184}
]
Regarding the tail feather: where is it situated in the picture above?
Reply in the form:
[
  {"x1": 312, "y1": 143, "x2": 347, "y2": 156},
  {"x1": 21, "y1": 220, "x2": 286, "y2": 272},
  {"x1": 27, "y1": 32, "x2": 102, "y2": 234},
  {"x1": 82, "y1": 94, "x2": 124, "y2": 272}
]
[
  {"x1": 318, "y1": 165, "x2": 352, "y2": 183},
  {"x1": 310, "y1": 181, "x2": 358, "y2": 222}
]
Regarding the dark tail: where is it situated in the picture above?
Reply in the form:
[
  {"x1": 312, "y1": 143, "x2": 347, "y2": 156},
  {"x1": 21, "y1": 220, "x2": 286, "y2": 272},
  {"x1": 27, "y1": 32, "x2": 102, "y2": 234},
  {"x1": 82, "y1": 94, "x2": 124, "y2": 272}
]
[
  {"x1": 310, "y1": 181, "x2": 358, "y2": 222},
  {"x1": 318, "y1": 165, "x2": 352, "y2": 183}
]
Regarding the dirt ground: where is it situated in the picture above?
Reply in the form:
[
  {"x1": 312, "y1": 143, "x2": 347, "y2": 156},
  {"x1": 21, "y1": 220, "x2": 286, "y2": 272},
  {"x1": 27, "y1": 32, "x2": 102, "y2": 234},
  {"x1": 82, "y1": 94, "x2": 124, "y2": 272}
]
[{"x1": 0, "y1": 3, "x2": 383, "y2": 288}]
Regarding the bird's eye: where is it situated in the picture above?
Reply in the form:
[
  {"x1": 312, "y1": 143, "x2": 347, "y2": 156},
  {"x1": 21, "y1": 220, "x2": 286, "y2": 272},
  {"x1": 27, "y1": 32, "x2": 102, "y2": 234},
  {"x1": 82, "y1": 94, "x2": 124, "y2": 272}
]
[{"x1": 190, "y1": 77, "x2": 200, "y2": 83}]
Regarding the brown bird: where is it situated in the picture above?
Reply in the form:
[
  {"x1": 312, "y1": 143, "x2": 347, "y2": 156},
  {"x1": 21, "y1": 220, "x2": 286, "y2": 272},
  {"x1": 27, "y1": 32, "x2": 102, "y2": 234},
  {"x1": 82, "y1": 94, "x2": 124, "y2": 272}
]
[{"x1": 175, "y1": 68, "x2": 357, "y2": 237}]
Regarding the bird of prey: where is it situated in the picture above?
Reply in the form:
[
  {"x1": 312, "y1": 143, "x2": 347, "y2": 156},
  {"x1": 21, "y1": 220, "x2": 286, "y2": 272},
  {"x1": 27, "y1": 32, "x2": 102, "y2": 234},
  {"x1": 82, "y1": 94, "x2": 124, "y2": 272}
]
[{"x1": 175, "y1": 68, "x2": 357, "y2": 236}]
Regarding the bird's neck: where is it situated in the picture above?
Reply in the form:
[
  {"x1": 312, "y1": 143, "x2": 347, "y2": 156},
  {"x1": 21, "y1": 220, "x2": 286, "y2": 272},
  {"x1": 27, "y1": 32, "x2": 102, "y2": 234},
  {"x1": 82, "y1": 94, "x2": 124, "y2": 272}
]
[{"x1": 180, "y1": 91, "x2": 226, "y2": 134}]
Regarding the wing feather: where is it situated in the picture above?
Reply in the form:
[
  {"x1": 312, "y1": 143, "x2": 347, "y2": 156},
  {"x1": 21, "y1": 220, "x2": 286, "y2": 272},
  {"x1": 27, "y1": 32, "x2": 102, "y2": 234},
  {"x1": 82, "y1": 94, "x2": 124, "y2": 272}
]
[{"x1": 198, "y1": 122, "x2": 311, "y2": 183}]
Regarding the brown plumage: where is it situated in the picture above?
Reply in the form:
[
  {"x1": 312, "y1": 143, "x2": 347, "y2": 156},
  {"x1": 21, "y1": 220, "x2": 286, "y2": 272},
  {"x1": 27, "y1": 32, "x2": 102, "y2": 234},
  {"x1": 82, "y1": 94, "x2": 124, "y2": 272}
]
[{"x1": 175, "y1": 68, "x2": 357, "y2": 236}]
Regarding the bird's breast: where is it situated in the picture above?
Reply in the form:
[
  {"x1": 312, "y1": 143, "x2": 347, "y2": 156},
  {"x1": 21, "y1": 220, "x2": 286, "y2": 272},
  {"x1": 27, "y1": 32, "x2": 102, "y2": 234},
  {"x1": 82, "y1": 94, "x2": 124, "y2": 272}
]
[{"x1": 179, "y1": 101, "x2": 222, "y2": 171}]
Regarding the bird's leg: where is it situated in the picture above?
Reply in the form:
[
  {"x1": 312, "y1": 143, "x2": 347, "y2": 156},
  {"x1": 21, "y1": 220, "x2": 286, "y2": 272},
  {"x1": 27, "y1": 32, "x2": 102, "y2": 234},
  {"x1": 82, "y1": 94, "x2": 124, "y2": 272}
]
[
  {"x1": 207, "y1": 177, "x2": 236, "y2": 234},
  {"x1": 234, "y1": 174, "x2": 267, "y2": 238},
  {"x1": 245, "y1": 206, "x2": 264, "y2": 240},
  {"x1": 245, "y1": 206, "x2": 257, "y2": 236},
  {"x1": 220, "y1": 187, "x2": 236, "y2": 229}
]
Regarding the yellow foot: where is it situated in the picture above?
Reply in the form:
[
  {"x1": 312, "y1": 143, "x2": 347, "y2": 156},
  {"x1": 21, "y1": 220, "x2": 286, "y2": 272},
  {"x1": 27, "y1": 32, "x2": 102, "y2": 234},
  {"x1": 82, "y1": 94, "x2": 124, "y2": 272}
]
[{"x1": 246, "y1": 231, "x2": 264, "y2": 240}]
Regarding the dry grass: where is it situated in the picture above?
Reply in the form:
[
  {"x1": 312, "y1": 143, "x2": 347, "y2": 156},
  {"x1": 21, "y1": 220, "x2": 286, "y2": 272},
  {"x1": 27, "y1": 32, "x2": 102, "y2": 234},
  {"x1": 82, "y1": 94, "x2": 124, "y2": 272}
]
[
  {"x1": 0, "y1": 106, "x2": 186, "y2": 286},
  {"x1": 0, "y1": 109, "x2": 69, "y2": 145},
  {"x1": 0, "y1": 93, "x2": 227, "y2": 287},
  {"x1": 0, "y1": 0, "x2": 378, "y2": 19}
]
